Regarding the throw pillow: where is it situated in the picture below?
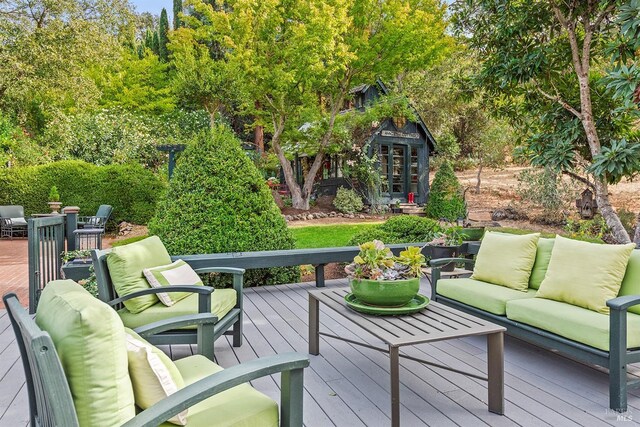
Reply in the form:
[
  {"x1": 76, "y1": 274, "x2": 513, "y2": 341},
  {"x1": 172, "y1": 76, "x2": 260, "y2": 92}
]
[
  {"x1": 143, "y1": 259, "x2": 203, "y2": 306},
  {"x1": 528, "y1": 238, "x2": 555, "y2": 290},
  {"x1": 471, "y1": 232, "x2": 540, "y2": 291},
  {"x1": 124, "y1": 328, "x2": 187, "y2": 425},
  {"x1": 536, "y1": 235, "x2": 636, "y2": 313},
  {"x1": 107, "y1": 236, "x2": 172, "y2": 313}
]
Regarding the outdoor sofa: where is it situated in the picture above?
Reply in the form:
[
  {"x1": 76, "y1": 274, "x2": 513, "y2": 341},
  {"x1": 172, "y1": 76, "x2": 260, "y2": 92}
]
[{"x1": 430, "y1": 232, "x2": 640, "y2": 412}]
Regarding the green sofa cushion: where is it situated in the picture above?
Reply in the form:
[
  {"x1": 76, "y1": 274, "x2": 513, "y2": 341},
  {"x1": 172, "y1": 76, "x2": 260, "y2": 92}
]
[
  {"x1": 536, "y1": 236, "x2": 635, "y2": 314},
  {"x1": 107, "y1": 236, "x2": 173, "y2": 314},
  {"x1": 618, "y1": 250, "x2": 640, "y2": 316},
  {"x1": 118, "y1": 289, "x2": 237, "y2": 329},
  {"x1": 471, "y1": 231, "x2": 540, "y2": 291},
  {"x1": 529, "y1": 238, "x2": 555, "y2": 290},
  {"x1": 159, "y1": 355, "x2": 278, "y2": 427},
  {"x1": 125, "y1": 328, "x2": 187, "y2": 425},
  {"x1": 506, "y1": 298, "x2": 640, "y2": 351},
  {"x1": 35, "y1": 280, "x2": 136, "y2": 426},
  {"x1": 437, "y1": 278, "x2": 536, "y2": 315}
]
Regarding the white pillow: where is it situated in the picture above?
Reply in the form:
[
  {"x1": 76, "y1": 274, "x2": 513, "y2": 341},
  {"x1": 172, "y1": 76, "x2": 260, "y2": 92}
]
[
  {"x1": 143, "y1": 260, "x2": 203, "y2": 306},
  {"x1": 125, "y1": 329, "x2": 187, "y2": 425}
]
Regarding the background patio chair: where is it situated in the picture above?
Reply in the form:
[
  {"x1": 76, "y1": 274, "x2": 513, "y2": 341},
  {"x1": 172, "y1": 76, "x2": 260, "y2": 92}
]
[
  {"x1": 74, "y1": 204, "x2": 112, "y2": 250},
  {"x1": 0, "y1": 205, "x2": 28, "y2": 239},
  {"x1": 3, "y1": 288, "x2": 308, "y2": 427},
  {"x1": 77, "y1": 204, "x2": 112, "y2": 231},
  {"x1": 92, "y1": 236, "x2": 244, "y2": 360}
]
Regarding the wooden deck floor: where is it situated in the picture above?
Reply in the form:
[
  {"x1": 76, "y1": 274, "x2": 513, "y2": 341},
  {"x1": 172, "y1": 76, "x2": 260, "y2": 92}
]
[{"x1": 1, "y1": 279, "x2": 639, "y2": 426}]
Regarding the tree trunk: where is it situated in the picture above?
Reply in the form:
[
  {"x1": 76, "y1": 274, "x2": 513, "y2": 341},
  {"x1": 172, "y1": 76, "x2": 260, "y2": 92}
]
[
  {"x1": 254, "y1": 125, "x2": 264, "y2": 156},
  {"x1": 475, "y1": 161, "x2": 483, "y2": 194},
  {"x1": 634, "y1": 214, "x2": 640, "y2": 246},
  {"x1": 592, "y1": 179, "x2": 630, "y2": 243}
]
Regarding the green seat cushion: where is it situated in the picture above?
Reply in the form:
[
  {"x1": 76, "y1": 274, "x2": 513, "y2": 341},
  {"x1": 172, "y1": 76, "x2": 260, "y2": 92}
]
[
  {"x1": 437, "y1": 278, "x2": 536, "y2": 315},
  {"x1": 159, "y1": 355, "x2": 278, "y2": 427},
  {"x1": 471, "y1": 232, "x2": 540, "y2": 291},
  {"x1": 506, "y1": 298, "x2": 640, "y2": 351},
  {"x1": 529, "y1": 238, "x2": 555, "y2": 290},
  {"x1": 118, "y1": 289, "x2": 237, "y2": 329},
  {"x1": 35, "y1": 280, "x2": 136, "y2": 426},
  {"x1": 107, "y1": 236, "x2": 173, "y2": 314},
  {"x1": 619, "y1": 250, "x2": 640, "y2": 316},
  {"x1": 536, "y1": 236, "x2": 636, "y2": 313}
]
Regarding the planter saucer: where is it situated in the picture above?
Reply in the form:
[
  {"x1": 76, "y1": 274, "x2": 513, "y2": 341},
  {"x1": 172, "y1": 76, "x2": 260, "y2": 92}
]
[{"x1": 344, "y1": 293, "x2": 430, "y2": 316}]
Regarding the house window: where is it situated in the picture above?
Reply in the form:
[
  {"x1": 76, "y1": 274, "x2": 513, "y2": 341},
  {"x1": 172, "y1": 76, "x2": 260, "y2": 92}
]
[
  {"x1": 392, "y1": 146, "x2": 405, "y2": 194},
  {"x1": 381, "y1": 146, "x2": 389, "y2": 185},
  {"x1": 410, "y1": 147, "x2": 418, "y2": 194}
]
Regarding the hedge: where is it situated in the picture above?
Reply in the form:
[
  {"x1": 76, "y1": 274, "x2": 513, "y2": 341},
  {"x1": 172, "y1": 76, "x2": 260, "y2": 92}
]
[
  {"x1": 0, "y1": 160, "x2": 165, "y2": 225},
  {"x1": 148, "y1": 126, "x2": 299, "y2": 287},
  {"x1": 348, "y1": 216, "x2": 443, "y2": 246}
]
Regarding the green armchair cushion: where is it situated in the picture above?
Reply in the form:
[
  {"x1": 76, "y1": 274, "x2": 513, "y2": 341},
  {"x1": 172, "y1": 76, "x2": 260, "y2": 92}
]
[
  {"x1": 536, "y1": 236, "x2": 635, "y2": 313},
  {"x1": 528, "y1": 237, "x2": 555, "y2": 290},
  {"x1": 118, "y1": 289, "x2": 237, "y2": 329},
  {"x1": 107, "y1": 236, "x2": 173, "y2": 314},
  {"x1": 160, "y1": 355, "x2": 278, "y2": 427},
  {"x1": 506, "y1": 298, "x2": 640, "y2": 351},
  {"x1": 35, "y1": 280, "x2": 136, "y2": 426},
  {"x1": 125, "y1": 328, "x2": 187, "y2": 425},
  {"x1": 471, "y1": 232, "x2": 540, "y2": 291},
  {"x1": 143, "y1": 259, "x2": 204, "y2": 306},
  {"x1": 437, "y1": 278, "x2": 536, "y2": 315},
  {"x1": 618, "y1": 250, "x2": 640, "y2": 316}
]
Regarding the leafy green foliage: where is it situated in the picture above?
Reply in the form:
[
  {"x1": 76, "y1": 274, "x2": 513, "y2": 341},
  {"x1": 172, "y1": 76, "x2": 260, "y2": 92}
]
[
  {"x1": 564, "y1": 215, "x2": 611, "y2": 242},
  {"x1": 345, "y1": 240, "x2": 426, "y2": 280},
  {"x1": 48, "y1": 186, "x2": 60, "y2": 202},
  {"x1": 158, "y1": 9, "x2": 170, "y2": 62},
  {"x1": 425, "y1": 162, "x2": 466, "y2": 221},
  {"x1": 173, "y1": 0, "x2": 183, "y2": 29},
  {"x1": 148, "y1": 125, "x2": 298, "y2": 287},
  {"x1": 516, "y1": 167, "x2": 578, "y2": 221},
  {"x1": 348, "y1": 216, "x2": 443, "y2": 246},
  {"x1": 0, "y1": 160, "x2": 165, "y2": 225},
  {"x1": 333, "y1": 187, "x2": 364, "y2": 214},
  {"x1": 588, "y1": 139, "x2": 640, "y2": 184},
  {"x1": 0, "y1": 113, "x2": 47, "y2": 167}
]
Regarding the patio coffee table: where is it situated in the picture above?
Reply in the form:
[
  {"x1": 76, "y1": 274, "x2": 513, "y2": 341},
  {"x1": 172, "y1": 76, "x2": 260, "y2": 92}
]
[{"x1": 308, "y1": 287, "x2": 506, "y2": 427}]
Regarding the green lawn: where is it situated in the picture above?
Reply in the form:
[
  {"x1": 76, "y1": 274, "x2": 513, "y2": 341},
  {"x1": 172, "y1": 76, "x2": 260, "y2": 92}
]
[{"x1": 290, "y1": 223, "x2": 380, "y2": 249}]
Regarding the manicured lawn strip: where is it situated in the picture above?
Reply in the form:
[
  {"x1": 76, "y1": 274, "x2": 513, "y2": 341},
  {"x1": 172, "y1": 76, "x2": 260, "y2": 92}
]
[
  {"x1": 487, "y1": 227, "x2": 604, "y2": 243},
  {"x1": 290, "y1": 223, "x2": 380, "y2": 249}
]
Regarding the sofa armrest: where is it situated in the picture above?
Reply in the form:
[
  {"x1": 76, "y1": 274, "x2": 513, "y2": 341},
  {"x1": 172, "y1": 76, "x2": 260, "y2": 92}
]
[
  {"x1": 108, "y1": 286, "x2": 213, "y2": 314},
  {"x1": 429, "y1": 258, "x2": 475, "y2": 300},
  {"x1": 123, "y1": 353, "x2": 310, "y2": 427},
  {"x1": 607, "y1": 295, "x2": 640, "y2": 312}
]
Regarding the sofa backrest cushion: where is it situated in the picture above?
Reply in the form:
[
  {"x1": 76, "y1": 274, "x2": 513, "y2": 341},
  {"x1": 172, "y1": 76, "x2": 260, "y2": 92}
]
[
  {"x1": 536, "y1": 235, "x2": 635, "y2": 313},
  {"x1": 618, "y1": 250, "x2": 640, "y2": 316},
  {"x1": 529, "y1": 238, "x2": 555, "y2": 290},
  {"x1": 107, "y1": 235, "x2": 172, "y2": 313},
  {"x1": 471, "y1": 232, "x2": 540, "y2": 291},
  {"x1": 0, "y1": 205, "x2": 24, "y2": 219},
  {"x1": 35, "y1": 280, "x2": 135, "y2": 426}
]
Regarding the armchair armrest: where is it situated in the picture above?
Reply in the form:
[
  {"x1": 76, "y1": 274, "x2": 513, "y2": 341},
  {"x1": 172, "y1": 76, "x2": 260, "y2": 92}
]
[
  {"x1": 108, "y1": 286, "x2": 213, "y2": 314},
  {"x1": 607, "y1": 295, "x2": 640, "y2": 312},
  {"x1": 194, "y1": 267, "x2": 244, "y2": 310},
  {"x1": 123, "y1": 353, "x2": 310, "y2": 427},
  {"x1": 133, "y1": 313, "x2": 218, "y2": 338}
]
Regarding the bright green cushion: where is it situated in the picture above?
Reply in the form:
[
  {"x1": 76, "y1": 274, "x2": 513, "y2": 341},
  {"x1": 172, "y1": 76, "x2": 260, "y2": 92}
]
[
  {"x1": 536, "y1": 236, "x2": 635, "y2": 313},
  {"x1": 437, "y1": 278, "x2": 536, "y2": 315},
  {"x1": 158, "y1": 355, "x2": 278, "y2": 427},
  {"x1": 118, "y1": 289, "x2": 237, "y2": 329},
  {"x1": 529, "y1": 238, "x2": 555, "y2": 290},
  {"x1": 619, "y1": 250, "x2": 640, "y2": 316},
  {"x1": 107, "y1": 236, "x2": 172, "y2": 314},
  {"x1": 35, "y1": 280, "x2": 135, "y2": 426},
  {"x1": 506, "y1": 298, "x2": 640, "y2": 351},
  {"x1": 471, "y1": 232, "x2": 540, "y2": 291}
]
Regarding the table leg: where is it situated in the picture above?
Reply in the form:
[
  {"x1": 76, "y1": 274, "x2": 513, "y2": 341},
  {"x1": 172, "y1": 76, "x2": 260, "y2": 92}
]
[
  {"x1": 309, "y1": 296, "x2": 319, "y2": 355},
  {"x1": 390, "y1": 345, "x2": 400, "y2": 427},
  {"x1": 487, "y1": 332, "x2": 504, "y2": 414}
]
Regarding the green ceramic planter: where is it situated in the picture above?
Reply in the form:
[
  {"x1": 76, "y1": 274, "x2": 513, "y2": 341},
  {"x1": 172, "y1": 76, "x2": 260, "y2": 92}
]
[{"x1": 349, "y1": 278, "x2": 420, "y2": 307}]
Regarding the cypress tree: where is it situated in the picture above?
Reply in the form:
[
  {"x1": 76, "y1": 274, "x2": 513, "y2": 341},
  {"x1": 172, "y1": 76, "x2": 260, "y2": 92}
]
[
  {"x1": 173, "y1": 0, "x2": 182, "y2": 29},
  {"x1": 151, "y1": 31, "x2": 160, "y2": 56},
  {"x1": 158, "y1": 8, "x2": 170, "y2": 61},
  {"x1": 144, "y1": 28, "x2": 154, "y2": 51}
]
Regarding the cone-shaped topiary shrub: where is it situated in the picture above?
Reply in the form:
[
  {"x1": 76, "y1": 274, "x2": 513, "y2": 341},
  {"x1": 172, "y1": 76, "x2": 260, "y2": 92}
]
[
  {"x1": 148, "y1": 126, "x2": 299, "y2": 287},
  {"x1": 425, "y1": 161, "x2": 466, "y2": 221}
]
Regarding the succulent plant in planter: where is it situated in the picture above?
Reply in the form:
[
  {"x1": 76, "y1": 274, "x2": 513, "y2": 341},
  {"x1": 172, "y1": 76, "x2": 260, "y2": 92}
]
[
  {"x1": 427, "y1": 228, "x2": 464, "y2": 272},
  {"x1": 345, "y1": 240, "x2": 426, "y2": 307}
]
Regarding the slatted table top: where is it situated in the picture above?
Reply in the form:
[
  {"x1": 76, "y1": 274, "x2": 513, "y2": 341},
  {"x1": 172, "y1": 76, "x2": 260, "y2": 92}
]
[{"x1": 309, "y1": 287, "x2": 506, "y2": 347}]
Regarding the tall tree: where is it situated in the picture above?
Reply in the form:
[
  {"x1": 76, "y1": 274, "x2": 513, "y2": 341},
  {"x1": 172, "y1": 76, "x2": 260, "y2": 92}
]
[
  {"x1": 453, "y1": 0, "x2": 640, "y2": 243},
  {"x1": 152, "y1": 31, "x2": 160, "y2": 56},
  {"x1": 190, "y1": 0, "x2": 451, "y2": 209},
  {"x1": 158, "y1": 8, "x2": 170, "y2": 61},
  {"x1": 173, "y1": 0, "x2": 183, "y2": 29}
]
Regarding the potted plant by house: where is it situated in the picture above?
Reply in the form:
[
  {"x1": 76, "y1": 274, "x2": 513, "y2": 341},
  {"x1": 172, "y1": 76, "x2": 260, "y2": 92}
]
[
  {"x1": 48, "y1": 185, "x2": 62, "y2": 214},
  {"x1": 344, "y1": 240, "x2": 427, "y2": 308},
  {"x1": 427, "y1": 228, "x2": 464, "y2": 272}
]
